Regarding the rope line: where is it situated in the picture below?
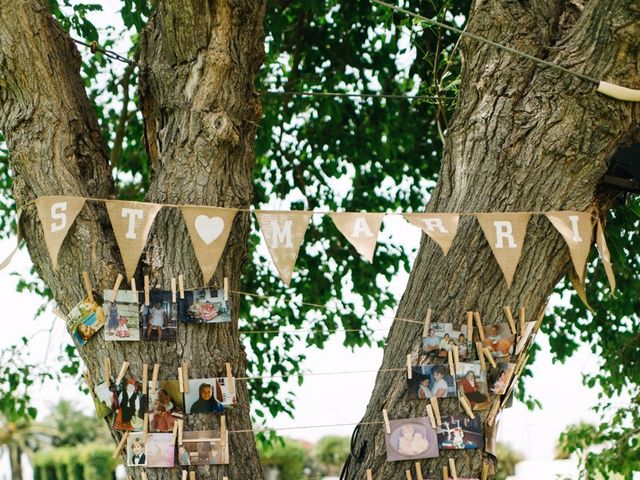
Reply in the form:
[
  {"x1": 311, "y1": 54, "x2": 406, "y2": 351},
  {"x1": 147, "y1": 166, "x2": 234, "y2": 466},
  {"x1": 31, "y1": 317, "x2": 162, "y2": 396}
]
[
  {"x1": 237, "y1": 367, "x2": 403, "y2": 381},
  {"x1": 229, "y1": 420, "x2": 383, "y2": 434}
]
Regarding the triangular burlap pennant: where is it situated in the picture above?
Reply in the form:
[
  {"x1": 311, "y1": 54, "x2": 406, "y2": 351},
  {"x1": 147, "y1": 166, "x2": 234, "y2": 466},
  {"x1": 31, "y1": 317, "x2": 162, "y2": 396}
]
[
  {"x1": 329, "y1": 212, "x2": 384, "y2": 262},
  {"x1": 181, "y1": 206, "x2": 238, "y2": 283},
  {"x1": 35, "y1": 196, "x2": 86, "y2": 269},
  {"x1": 105, "y1": 200, "x2": 162, "y2": 279},
  {"x1": 403, "y1": 213, "x2": 460, "y2": 255},
  {"x1": 545, "y1": 211, "x2": 593, "y2": 282},
  {"x1": 477, "y1": 213, "x2": 531, "y2": 288},
  {"x1": 596, "y1": 219, "x2": 616, "y2": 293},
  {"x1": 255, "y1": 210, "x2": 312, "y2": 286}
]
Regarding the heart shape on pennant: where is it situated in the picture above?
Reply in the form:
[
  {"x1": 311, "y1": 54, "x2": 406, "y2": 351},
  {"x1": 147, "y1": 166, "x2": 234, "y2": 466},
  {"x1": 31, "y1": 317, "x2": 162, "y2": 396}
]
[{"x1": 194, "y1": 215, "x2": 224, "y2": 245}]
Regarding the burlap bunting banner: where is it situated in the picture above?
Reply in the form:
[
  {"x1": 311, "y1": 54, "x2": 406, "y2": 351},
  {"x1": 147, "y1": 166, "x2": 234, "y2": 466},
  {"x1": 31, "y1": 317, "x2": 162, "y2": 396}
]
[
  {"x1": 596, "y1": 219, "x2": 616, "y2": 292},
  {"x1": 255, "y1": 211, "x2": 312, "y2": 286},
  {"x1": 181, "y1": 206, "x2": 238, "y2": 283},
  {"x1": 403, "y1": 213, "x2": 460, "y2": 255},
  {"x1": 105, "y1": 200, "x2": 162, "y2": 279},
  {"x1": 545, "y1": 211, "x2": 593, "y2": 282},
  {"x1": 329, "y1": 212, "x2": 384, "y2": 262},
  {"x1": 477, "y1": 213, "x2": 531, "y2": 288},
  {"x1": 35, "y1": 196, "x2": 86, "y2": 269}
]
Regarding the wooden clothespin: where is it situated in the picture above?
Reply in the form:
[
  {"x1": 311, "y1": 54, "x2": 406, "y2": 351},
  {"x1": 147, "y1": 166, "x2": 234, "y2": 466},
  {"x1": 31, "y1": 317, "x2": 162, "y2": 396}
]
[
  {"x1": 366, "y1": 470, "x2": 373, "y2": 480},
  {"x1": 466, "y1": 311, "x2": 474, "y2": 342},
  {"x1": 429, "y1": 397, "x2": 441, "y2": 426},
  {"x1": 189, "y1": 472, "x2": 196, "y2": 480},
  {"x1": 181, "y1": 471, "x2": 188, "y2": 480},
  {"x1": 220, "y1": 415, "x2": 227, "y2": 446},
  {"x1": 226, "y1": 363, "x2": 235, "y2": 397},
  {"x1": 144, "y1": 275, "x2": 150, "y2": 306},
  {"x1": 130, "y1": 277, "x2": 137, "y2": 300},
  {"x1": 178, "y1": 418, "x2": 184, "y2": 446},
  {"x1": 103, "y1": 357, "x2": 112, "y2": 382},
  {"x1": 182, "y1": 361, "x2": 189, "y2": 393},
  {"x1": 502, "y1": 306, "x2": 517, "y2": 334},
  {"x1": 82, "y1": 271, "x2": 94, "y2": 303},
  {"x1": 519, "y1": 306, "x2": 526, "y2": 335},
  {"x1": 150, "y1": 363, "x2": 159, "y2": 394},
  {"x1": 178, "y1": 274, "x2": 185, "y2": 299},
  {"x1": 452, "y1": 345, "x2": 460, "y2": 372},
  {"x1": 474, "y1": 312, "x2": 485, "y2": 342},
  {"x1": 459, "y1": 394, "x2": 475, "y2": 419},
  {"x1": 142, "y1": 363, "x2": 148, "y2": 395},
  {"x1": 487, "y1": 399, "x2": 500, "y2": 427},
  {"x1": 475, "y1": 342, "x2": 486, "y2": 370},
  {"x1": 115, "y1": 361, "x2": 130, "y2": 385},
  {"x1": 111, "y1": 274, "x2": 124, "y2": 303},
  {"x1": 171, "y1": 278, "x2": 177, "y2": 303},
  {"x1": 447, "y1": 350, "x2": 455, "y2": 376},
  {"x1": 405, "y1": 470, "x2": 413, "y2": 480},
  {"x1": 172, "y1": 418, "x2": 179, "y2": 441},
  {"x1": 141, "y1": 471, "x2": 148, "y2": 480},
  {"x1": 426, "y1": 405, "x2": 437, "y2": 429},
  {"x1": 406, "y1": 355, "x2": 412, "y2": 379},
  {"x1": 483, "y1": 348, "x2": 497, "y2": 368},
  {"x1": 112, "y1": 431, "x2": 129, "y2": 459},
  {"x1": 143, "y1": 412, "x2": 149, "y2": 441},
  {"x1": 382, "y1": 409, "x2": 391, "y2": 434},
  {"x1": 534, "y1": 309, "x2": 545, "y2": 332},
  {"x1": 178, "y1": 365, "x2": 185, "y2": 394},
  {"x1": 223, "y1": 277, "x2": 229, "y2": 301},
  {"x1": 415, "y1": 462, "x2": 424, "y2": 480},
  {"x1": 481, "y1": 463, "x2": 489, "y2": 480},
  {"x1": 449, "y1": 458, "x2": 458, "y2": 480},
  {"x1": 422, "y1": 308, "x2": 432, "y2": 337},
  {"x1": 442, "y1": 466, "x2": 448, "y2": 480},
  {"x1": 222, "y1": 477, "x2": 228, "y2": 480}
]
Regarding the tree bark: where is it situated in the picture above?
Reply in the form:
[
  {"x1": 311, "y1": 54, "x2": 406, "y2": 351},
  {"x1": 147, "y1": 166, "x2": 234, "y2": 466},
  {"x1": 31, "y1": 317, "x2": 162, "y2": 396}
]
[
  {"x1": 9, "y1": 444, "x2": 23, "y2": 480},
  {"x1": 0, "y1": 0, "x2": 265, "y2": 478},
  {"x1": 345, "y1": 1, "x2": 640, "y2": 478}
]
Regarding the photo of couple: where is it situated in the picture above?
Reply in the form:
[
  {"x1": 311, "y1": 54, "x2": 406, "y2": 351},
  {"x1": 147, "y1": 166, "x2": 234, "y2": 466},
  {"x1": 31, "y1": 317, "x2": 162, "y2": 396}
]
[
  {"x1": 384, "y1": 417, "x2": 439, "y2": 461},
  {"x1": 422, "y1": 322, "x2": 473, "y2": 360},
  {"x1": 407, "y1": 363, "x2": 457, "y2": 400}
]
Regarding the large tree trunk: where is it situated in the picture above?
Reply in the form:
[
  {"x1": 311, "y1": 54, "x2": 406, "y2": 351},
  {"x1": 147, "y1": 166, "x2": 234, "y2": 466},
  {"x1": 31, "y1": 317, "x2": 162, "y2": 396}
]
[
  {"x1": 345, "y1": 1, "x2": 640, "y2": 478},
  {"x1": 0, "y1": 0, "x2": 265, "y2": 478}
]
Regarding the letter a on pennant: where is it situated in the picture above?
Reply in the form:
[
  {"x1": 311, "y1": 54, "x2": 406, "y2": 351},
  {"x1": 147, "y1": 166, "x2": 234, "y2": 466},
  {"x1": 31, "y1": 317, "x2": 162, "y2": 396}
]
[
  {"x1": 181, "y1": 206, "x2": 238, "y2": 284},
  {"x1": 255, "y1": 211, "x2": 312, "y2": 286},
  {"x1": 106, "y1": 200, "x2": 162, "y2": 279},
  {"x1": 329, "y1": 212, "x2": 385, "y2": 262},
  {"x1": 477, "y1": 213, "x2": 531, "y2": 288},
  {"x1": 545, "y1": 211, "x2": 593, "y2": 282},
  {"x1": 35, "y1": 196, "x2": 86, "y2": 269},
  {"x1": 403, "y1": 213, "x2": 460, "y2": 255}
]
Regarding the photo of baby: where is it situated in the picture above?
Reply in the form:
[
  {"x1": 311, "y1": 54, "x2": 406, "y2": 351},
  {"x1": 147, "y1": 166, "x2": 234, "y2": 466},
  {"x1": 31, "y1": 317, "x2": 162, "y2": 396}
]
[
  {"x1": 147, "y1": 380, "x2": 184, "y2": 432},
  {"x1": 384, "y1": 417, "x2": 439, "y2": 461},
  {"x1": 66, "y1": 295, "x2": 105, "y2": 346},
  {"x1": 407, "y1": 363, "x2": 457, "y2": 400},
  {"x1": 180, "y1": 289, "x2": 231, "y2": 324},
  {"x1": 455, "y1": 362, "x2": 490, "y2": 411},
  {"x1": 488, "y1": 362, "x2": 516, "y2": 395},
  {"x1": 482, "y1": 323, "x2": 516, "y2": 358},
  {"x1": 184, "y1": 378, "x2": 237, "y2": 414},
  {"x1": 103, "y1": 290, "x2": 140, "y2": 341},
  {"x1": 179, "y1": 430, "x2": 229, "y2": 465},
  {"x1": 127, "y1": 432, "x2": 147, "y2": 466},
  {"x1": 422, "y1": 323, "x2": 473, "y2": 360},
  {"x1": 113, "y1": 376, "x2": 146, "y2": 432},
  {"x1": 146, "y1": 433, "x2": 175, "y2": 467},
  {"x1": 139, "y1": 291, "x2": 178, "y2": 342},
  {"x1": 437, "y1": 414, "x2": 484, "y2": 450}
]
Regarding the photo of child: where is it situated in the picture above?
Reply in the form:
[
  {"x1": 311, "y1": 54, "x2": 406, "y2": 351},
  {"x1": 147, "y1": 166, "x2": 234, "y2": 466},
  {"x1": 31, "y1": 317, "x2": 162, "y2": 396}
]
[
  {"x1": 127, "y1": 433, "x2": 147, "y2": 466},
  {"x1": 146, "y1": 433, "x2": 175, "y2": 467},
  {"x1": 180, "y1": 289, "x2": 231, "y2": 324},
  {"x1": 422, "y1": 323, "x2": 473, "y2": 360},
  {"x1": 113, "y1": 376, "x2": 146, "y2": 432},
  {"x1": 92, "y1": 380, "x2": 116, "y2": 418},
  {"x1": 455, "y1": 362, "x2": 490, "y2": 411},
  {"x1": 184, "y1": 378, "x2": 237, "y2": 414},
  {"x1": 139, "y1": 291, "x2": 178, "y2": 342},
  {"x1": 437, "y1": 414, "x2": 484, "y2": 450},
  {"x1": 482, "y1": 323, "x2": 516, "y2": 358},
  {"x1": 147, "y1": 380, "x2": 184, "y2": 432},
  {"x1": 66, "y1": 295, "x2": 105, "y2": 346},
  {"x1": 488, "y1": 362, "x2": 516, "y2": 395},
  {"x1": 103, "y1": 290, "x2": 140, "y2": 341},
  {"x1": 384, "y1": 417, "x2": 439, "y2": 461},
  {"x1": 180, "y1": 430, "x2": 229, "y2": 465},
  {"x1": 407, "y1": 363, "x2": 456, "y2": 400}
]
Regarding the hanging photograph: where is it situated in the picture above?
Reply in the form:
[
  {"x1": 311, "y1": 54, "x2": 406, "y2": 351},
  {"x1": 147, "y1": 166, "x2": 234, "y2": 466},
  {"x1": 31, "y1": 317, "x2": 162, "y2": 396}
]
[
  {"x1": 113, "y1": 376, "x2": 147, "y2": 432},
  {"x1": 488, "y1": 362, "x2": 516, "y2": 395},
  {"x1": 384, "y1": 417, "x2": 439, "y2": 461},
  {"x1": 103, "y1": 289, "x2": 140, "y2": 341},
  {"x1": 146, "y1": 432, "x2": 176, "y2": 467},
  {"x1": 482, "y1": 323, "x2": 516, "y2": 358},
  {"x1": 422, "y1": 322, "x2": 473, "y2": 360},
  {"x1": 407, "y1": 363, "x2": 456, "y2": 400},
  {"x1": 66, "y1": 295, "x2": 105, "y2": 346},
  {"x1": 147, "y1": 379, "x2": 184, "y2": 432},
  {"x1": 127, "y1": 432, "x2": 147, "y2": 466},
  {"x1": 184, "y1": 378, "x2": 237, "y2": 414},
  {"x1": 180, "y1": 289, "x2": 231, "y2": 324},
  {"x1": 178, "y1": 430, "x2": 229, "y2": 466},
  {"x1": 139, "y1": 290, "x2": 178, "y2": 341},
  {"x1": 437, "y1": 414, "x2": 484, "y2": 450},
  {"x1": 92, "y1": 380, "x2": 115, "y2": 418},
  {"x1": 455, "y1": 362, "x2": 490, "y2": 411}
]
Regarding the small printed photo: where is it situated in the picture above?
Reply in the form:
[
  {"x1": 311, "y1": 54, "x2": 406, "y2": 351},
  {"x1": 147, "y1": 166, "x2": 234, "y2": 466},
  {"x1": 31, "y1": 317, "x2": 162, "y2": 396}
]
[
  {"x1": 455, "y1": 362, "x2": 490, "y2": 411},
  {"x1": 127, "y1": 432, "x2": 147, "y2": 466},
  {"x1": 422, "y1": 323, "x2": 473, "y2": 360},
  {"x1": 139, "y1": 291, "x2": 178, "y2": 342},
  {"x1": 384, "y1": 417, "x2": 439, "y2": 461},
  {"x1": 147, "y1": 380, "x2": 184, "y2": 432},
  {"x1": 179, "y1": 430, "x2": 230, "y2": 466},
  {"x1": 184, "y1": 378, "x2": 237, "y2": 414},
  {"x1": 485, "y1": 418, "x2": 499, "y2": 457},
  {"x1": 407, "y1": 363, "x2": 456, "y2": 400},
  {"x1": 482, "y1": 323, "x2": 516, "y2": 358},
  {"x1": 488, "y1": 362, "x2": 516, "y2": 396},
  {"x1": 92, "y1": 380, "x2": 116, "y2": 418},
  {"x1": 146, "y1": 432, "x2": 176, "y2": 468},
  {"x1": 66, "y1": 295, "x2": 105, "y2": 346},
  {"x1": 437, "y1": 414, "x2": 484, "y2": 450},
  {"x1": 180, "y1": 289, "x2": 231, "y2": 324},
  {"x1": 103, "y1": 290, "x2": 140, "y2": 341},
  {"x1": 114, "y1": 376, "x2": 146, "y2": 432}
]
